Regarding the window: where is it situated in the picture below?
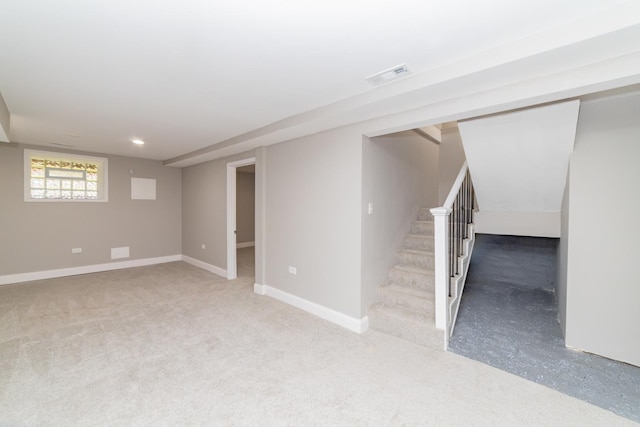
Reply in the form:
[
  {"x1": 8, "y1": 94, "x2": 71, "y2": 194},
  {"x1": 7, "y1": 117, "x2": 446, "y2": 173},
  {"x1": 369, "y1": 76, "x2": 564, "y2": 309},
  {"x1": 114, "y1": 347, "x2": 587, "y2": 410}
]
[{"x1": 24, "y1": 149, "x2": 108, "y2": 202}]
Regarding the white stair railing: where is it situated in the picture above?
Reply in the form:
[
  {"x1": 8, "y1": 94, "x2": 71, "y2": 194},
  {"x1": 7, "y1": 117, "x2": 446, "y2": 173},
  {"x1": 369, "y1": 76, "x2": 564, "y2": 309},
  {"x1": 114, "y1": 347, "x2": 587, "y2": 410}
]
[{"x1": 431, "y1": 161, "x2": 475, "y2": 349}]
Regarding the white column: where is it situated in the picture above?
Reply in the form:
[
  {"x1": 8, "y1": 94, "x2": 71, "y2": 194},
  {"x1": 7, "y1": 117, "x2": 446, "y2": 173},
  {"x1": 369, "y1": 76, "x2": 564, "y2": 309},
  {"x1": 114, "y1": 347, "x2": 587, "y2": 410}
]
[{"x1": 430, "y1": 207, "x2": 451, "y2": 331}]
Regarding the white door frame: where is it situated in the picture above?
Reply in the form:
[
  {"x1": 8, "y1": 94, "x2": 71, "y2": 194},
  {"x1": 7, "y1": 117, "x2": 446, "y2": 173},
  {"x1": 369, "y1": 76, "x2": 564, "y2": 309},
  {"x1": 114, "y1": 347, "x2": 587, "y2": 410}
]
[{"x1": 226, "y1": 157, "x2": 256, "y2": 280}]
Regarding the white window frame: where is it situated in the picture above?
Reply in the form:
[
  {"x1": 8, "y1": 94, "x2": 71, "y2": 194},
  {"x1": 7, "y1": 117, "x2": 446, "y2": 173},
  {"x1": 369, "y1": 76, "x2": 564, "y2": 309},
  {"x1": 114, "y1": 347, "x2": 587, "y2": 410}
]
[{"x1": 24, "y1": 149, "x2": 109, "y2": 202}]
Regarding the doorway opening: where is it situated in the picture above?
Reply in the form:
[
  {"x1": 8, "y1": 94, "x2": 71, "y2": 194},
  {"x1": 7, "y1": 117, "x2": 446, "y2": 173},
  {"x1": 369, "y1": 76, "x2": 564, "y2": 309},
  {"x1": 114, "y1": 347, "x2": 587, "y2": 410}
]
[{"x1": 226, "y1": 157, "x2": 256, "y2": 280}]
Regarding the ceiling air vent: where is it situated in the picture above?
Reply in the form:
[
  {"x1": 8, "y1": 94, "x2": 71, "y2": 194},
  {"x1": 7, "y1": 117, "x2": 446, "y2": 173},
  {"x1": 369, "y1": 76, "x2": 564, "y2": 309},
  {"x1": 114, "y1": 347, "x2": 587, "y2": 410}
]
[{"x1": 366, "y1": 64, "x2": 411, "y2": 85}]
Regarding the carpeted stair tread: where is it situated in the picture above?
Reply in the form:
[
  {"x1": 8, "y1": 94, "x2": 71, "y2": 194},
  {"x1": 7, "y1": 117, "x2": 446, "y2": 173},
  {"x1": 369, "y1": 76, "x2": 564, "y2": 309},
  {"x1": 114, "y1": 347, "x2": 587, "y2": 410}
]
[
  {"x1": 377, "y1": 283, "x2": 435, "y2": 313},
  {"x1": 369, "y1": 302, "x2": 432, "y2": 324},
  {"x1": 404, "y1": 234, "x2": 435, "y2": 251},
  {"x1": 368, "y1": 303, "x2": 442, "y2": 348},
  {"x1": 382, "y1": 282, "x2": 434, "y2": 300},
  {"x1": 391, "y1": 264, "x2": 432, "y2": 275},
  {"x1": 396, "y1": 248, "x2": 435, "y2": 270},
  {"x1": 388, "y1": 267, "x2": 434, "y2": 290},
  {"x1": 368, "y1": 206, "x2": 440, "y2": 349},
  {"x1": 410, "y1": 221, "x2": 434, "y2": 236},
  {"x1": 400, "y1": 247, "x2": 434, "y2": 256}
]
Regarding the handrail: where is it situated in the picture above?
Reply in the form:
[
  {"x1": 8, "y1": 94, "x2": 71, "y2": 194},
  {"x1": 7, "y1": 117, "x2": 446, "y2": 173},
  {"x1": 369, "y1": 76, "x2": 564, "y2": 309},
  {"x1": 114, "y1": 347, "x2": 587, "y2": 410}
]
[{"x1": 442, "y1": 161, "x2": 469, "y2": 209}]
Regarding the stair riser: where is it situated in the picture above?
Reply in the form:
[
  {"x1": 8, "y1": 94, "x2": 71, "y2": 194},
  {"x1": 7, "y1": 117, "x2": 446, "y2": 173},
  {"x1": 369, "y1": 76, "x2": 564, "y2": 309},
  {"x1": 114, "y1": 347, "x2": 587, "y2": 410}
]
[
  {"x1": 417, "y1": 209, "x2": 433, "y2": 221},
  {"x1": 410, "y1": 222, "x2": 434, "y2": 235},
  {"x1": 404, "y1": 236, "x2": 434, "y2": 251},
  {"x1": 377, "y1": 289, "x2": 433, "y2": 312},
  {"x1": 396, "y1": 251, "x2": 434, "y2": 269},
  {"x1": 367, "y1": 206, "x2": 442, "y2": 349},
  {"x1": 389, "y1": 269, "x2": 435, "y2": 289}
]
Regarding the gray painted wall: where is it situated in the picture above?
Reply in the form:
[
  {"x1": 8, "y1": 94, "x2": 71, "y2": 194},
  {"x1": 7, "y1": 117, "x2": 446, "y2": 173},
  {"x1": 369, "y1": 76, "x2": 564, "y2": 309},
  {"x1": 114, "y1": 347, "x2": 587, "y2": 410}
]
[
  {"x1": 181, "y1": 150, "x2": 256, "y2": 270},
  {"x1": 236, "y1": 171, "x2": 255, "y2": 244},
  {"x1": 264, "y1": 128, "x2": 363, "y2": 318},
  {"x1": 181, "y1": 158, "x2": 226, "y2": 268},
  {"x1": 564, "y1": 90, "x2": 640, "y2": 367},
  {"x1": 361, "y1": 131, "x2": 439, "y2": 314},
  {"x1": 438, "y1": 125, "x2": 466, "y2": 204},
  {"x1": 0, "y1": 143, "x2": 181, "y2": 276}
]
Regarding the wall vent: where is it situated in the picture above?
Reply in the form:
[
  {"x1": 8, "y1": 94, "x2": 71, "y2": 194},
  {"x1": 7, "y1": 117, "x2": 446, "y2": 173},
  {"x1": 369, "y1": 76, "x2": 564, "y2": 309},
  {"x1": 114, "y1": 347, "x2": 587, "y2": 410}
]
[{"x1": 366, "y1": 64, "x2": 411, "y2": 85}]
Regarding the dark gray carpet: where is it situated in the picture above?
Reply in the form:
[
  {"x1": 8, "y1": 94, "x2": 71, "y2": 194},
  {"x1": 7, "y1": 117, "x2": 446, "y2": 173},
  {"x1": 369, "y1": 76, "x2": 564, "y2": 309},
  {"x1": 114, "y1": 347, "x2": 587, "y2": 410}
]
[{"x1": 449, "y1": 234, "x2": 640, "y2": 423}]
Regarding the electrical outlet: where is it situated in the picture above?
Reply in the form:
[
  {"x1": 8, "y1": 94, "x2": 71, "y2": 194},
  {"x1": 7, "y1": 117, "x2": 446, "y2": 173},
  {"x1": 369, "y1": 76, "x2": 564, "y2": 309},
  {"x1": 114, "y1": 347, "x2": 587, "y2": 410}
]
[
  {"x1": 201, "y1": 244, "x2": 206, "y2": 250},
  {"x1": 288, "y1": 266, "x2": 297, "y2": 275},
  {"x1": 71, "y1": 248, "x2": 82, "y2": 254}
]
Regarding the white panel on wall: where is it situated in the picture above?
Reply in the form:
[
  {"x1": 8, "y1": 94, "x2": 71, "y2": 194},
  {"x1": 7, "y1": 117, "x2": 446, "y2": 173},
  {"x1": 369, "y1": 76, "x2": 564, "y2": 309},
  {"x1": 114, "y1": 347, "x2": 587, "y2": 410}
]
[
  {"x1": 111, "y1": 246, "x2": 130, "y2": 259},
  {"x1": 131, "y1": 178, "x2": 156, "y2": 200}
]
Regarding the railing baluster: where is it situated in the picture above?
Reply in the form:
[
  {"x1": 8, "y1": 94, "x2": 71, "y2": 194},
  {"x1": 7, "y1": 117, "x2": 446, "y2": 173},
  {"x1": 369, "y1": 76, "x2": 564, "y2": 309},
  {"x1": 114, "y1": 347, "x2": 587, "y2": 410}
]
[{"x1": 431, "y1": 161, "x2": 476, "y2": 336}]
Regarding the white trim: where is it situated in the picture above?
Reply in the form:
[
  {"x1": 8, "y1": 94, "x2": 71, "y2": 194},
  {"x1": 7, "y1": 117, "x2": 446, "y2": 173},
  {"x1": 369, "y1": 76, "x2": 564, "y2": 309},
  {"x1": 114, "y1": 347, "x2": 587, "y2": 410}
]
[
  {"x1": 24, "y1": 149, "x2": 109, "y2": 202},
  {"x1": 226, "y1": 157, "x2": 256, "y2": 280},
  {"x1": 253, "y1": 283, "x2": 369, "y2": 334},
  {"x1": 0, "y1": 255, "x2": 181, "y2": 286},
  {"x1": 430, "y1": 207, "x2": 451, "y2": 333},
  {"x1": 181, "y1": 255, "x2": 227, "y2": 278},
  {"x1": 236, "y1": 241, "x2": 255, "y2": 248},
  {"x1": 448, "y1": 226, "x2": 476, "y2": 338}
]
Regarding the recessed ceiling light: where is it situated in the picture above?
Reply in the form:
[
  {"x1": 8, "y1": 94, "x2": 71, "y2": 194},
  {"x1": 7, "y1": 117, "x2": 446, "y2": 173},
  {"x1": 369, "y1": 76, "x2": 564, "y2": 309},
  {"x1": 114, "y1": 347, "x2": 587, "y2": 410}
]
[{"x1": 132, "y1": 139, "x2": 145, "y2": 145}]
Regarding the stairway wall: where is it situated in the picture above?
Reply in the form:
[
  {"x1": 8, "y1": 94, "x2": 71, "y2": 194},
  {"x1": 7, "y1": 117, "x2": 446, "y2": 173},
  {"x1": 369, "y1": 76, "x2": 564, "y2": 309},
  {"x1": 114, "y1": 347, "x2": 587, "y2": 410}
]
[
  {"x1": 458, "y1": 100, "x2": 580, "y2": 238},
  {"x1": 361, "y1": 131, "x2": 439, "y2": 315},
  {"x1": 560, "y1": 89, "x2": 640, "y2": 367},
  {"x1": 438, "y1": 125, "x2": 466, "y2": 205}
]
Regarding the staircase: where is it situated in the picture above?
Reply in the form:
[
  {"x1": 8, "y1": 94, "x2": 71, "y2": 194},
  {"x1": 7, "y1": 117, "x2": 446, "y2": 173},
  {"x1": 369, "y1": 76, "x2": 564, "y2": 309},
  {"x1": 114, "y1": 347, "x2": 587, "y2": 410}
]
[{"x1": 368, "y1": 208, "x2": 444, "y2": 349}]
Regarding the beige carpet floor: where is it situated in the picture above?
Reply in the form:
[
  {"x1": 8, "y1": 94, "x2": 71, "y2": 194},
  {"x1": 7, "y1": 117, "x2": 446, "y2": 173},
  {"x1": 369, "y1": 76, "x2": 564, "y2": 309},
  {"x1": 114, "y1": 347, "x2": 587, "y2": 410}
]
[{"x1": 0, "y1": 248, "x2": 636, "y2": 426}]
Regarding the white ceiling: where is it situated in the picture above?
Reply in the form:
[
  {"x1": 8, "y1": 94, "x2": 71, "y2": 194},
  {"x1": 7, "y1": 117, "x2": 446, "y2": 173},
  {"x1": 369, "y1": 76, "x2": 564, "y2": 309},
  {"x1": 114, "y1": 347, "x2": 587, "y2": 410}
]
[{"x1": 1, "y1": 0, "x2": 639, "y2": 166}]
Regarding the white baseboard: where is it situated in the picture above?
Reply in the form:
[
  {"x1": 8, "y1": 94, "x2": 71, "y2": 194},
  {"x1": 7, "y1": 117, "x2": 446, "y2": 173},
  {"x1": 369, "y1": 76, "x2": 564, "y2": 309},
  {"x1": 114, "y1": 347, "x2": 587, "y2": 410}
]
[
  {"x1": 236, "y1": 241, "x2": 255, "y2": 248},
  {"x1": 253, "y1": 283, "x2": 369, "y2": 334},
  {"x1": 0, "y1": 255, "x2": 182, "y2": 286},
  {"x1": 181, "y1": 255, "x2": 227, "y2": 278}
]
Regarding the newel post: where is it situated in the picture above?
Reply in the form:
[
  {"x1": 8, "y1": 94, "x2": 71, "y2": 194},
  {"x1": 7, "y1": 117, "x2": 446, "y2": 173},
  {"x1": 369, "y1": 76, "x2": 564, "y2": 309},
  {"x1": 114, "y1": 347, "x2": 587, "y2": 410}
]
[{"x1": 430, "y1": 207, "x2": 451, "y2": 331}]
